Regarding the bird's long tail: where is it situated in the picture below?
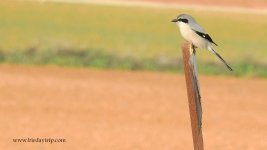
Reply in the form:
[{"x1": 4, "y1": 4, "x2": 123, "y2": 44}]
[{"x1": 208, "y1": 47, "x2": 233, "y2": 71}]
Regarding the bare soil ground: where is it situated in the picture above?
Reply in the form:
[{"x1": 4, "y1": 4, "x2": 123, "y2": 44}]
[
  {"x1": 136, "y1": 0, "x2": 267, "y2": 8},
  {"x1": 0, "y1": 64, "x2": 267, "y2": 150},
  {"x1": 42, "y1": 0, "x2": 267, "y2": 9}
]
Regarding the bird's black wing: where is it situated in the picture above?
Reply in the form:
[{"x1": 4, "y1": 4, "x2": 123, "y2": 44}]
[{"x1": 193, "y1": 30, "x2": 218, "y2": 46}]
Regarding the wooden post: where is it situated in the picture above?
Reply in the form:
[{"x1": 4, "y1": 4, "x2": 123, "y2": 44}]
[{"x1": 182, "y1": 42, "x2": 204, "y2": 150}]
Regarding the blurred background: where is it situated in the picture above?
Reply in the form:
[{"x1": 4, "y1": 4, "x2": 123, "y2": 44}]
[
  {"x1": 0, "y1": 0, "x2": 267, "y2": 76},
  {"x1": 0, "y1": 0, "x2": 267, "y2": 150}
]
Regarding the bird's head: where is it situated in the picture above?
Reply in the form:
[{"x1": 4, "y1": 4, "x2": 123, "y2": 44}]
[{"x1": 171, "y1": 14, "x2": 195, "y2": 24}]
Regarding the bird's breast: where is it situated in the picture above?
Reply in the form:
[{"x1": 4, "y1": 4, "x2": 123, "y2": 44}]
[{"x1": 178, "y1": 23, "x2": 208, "y2": 49}]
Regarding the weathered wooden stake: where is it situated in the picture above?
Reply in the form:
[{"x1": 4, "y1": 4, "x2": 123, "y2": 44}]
[{"x1": 182, "y1": 42, "x2": 204, "y2": 150}]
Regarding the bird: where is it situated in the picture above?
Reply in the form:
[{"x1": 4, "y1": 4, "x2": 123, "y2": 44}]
[{"x1": 172, "y1": 14, "x2": 233, "y2": 71}]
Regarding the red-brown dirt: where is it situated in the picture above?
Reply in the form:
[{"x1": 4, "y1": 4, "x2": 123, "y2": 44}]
[
  {"x1": 129, "y1": 0, "x2": 267, "y2": 8},
  {"x1": 0, "y1": 64, "x2": 267, "y2": 149}
]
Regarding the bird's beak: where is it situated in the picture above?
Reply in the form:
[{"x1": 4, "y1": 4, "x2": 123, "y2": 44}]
[{"x1": 171, "y1": 18, "x2": 178, "y2": 22}]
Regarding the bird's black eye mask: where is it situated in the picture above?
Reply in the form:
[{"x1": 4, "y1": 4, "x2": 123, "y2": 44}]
[{"x1": 178, "y1": 18, "x2": 188, "y2": 24}]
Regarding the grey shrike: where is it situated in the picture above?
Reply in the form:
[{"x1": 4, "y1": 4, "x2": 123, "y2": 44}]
[{"x1": 172, "y1": 14, "x2": 233, "y2": 71}]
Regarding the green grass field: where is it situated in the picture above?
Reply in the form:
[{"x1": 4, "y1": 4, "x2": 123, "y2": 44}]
[{"x1": 0, "y1": 1, "x2": 267, "y2": 77}]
